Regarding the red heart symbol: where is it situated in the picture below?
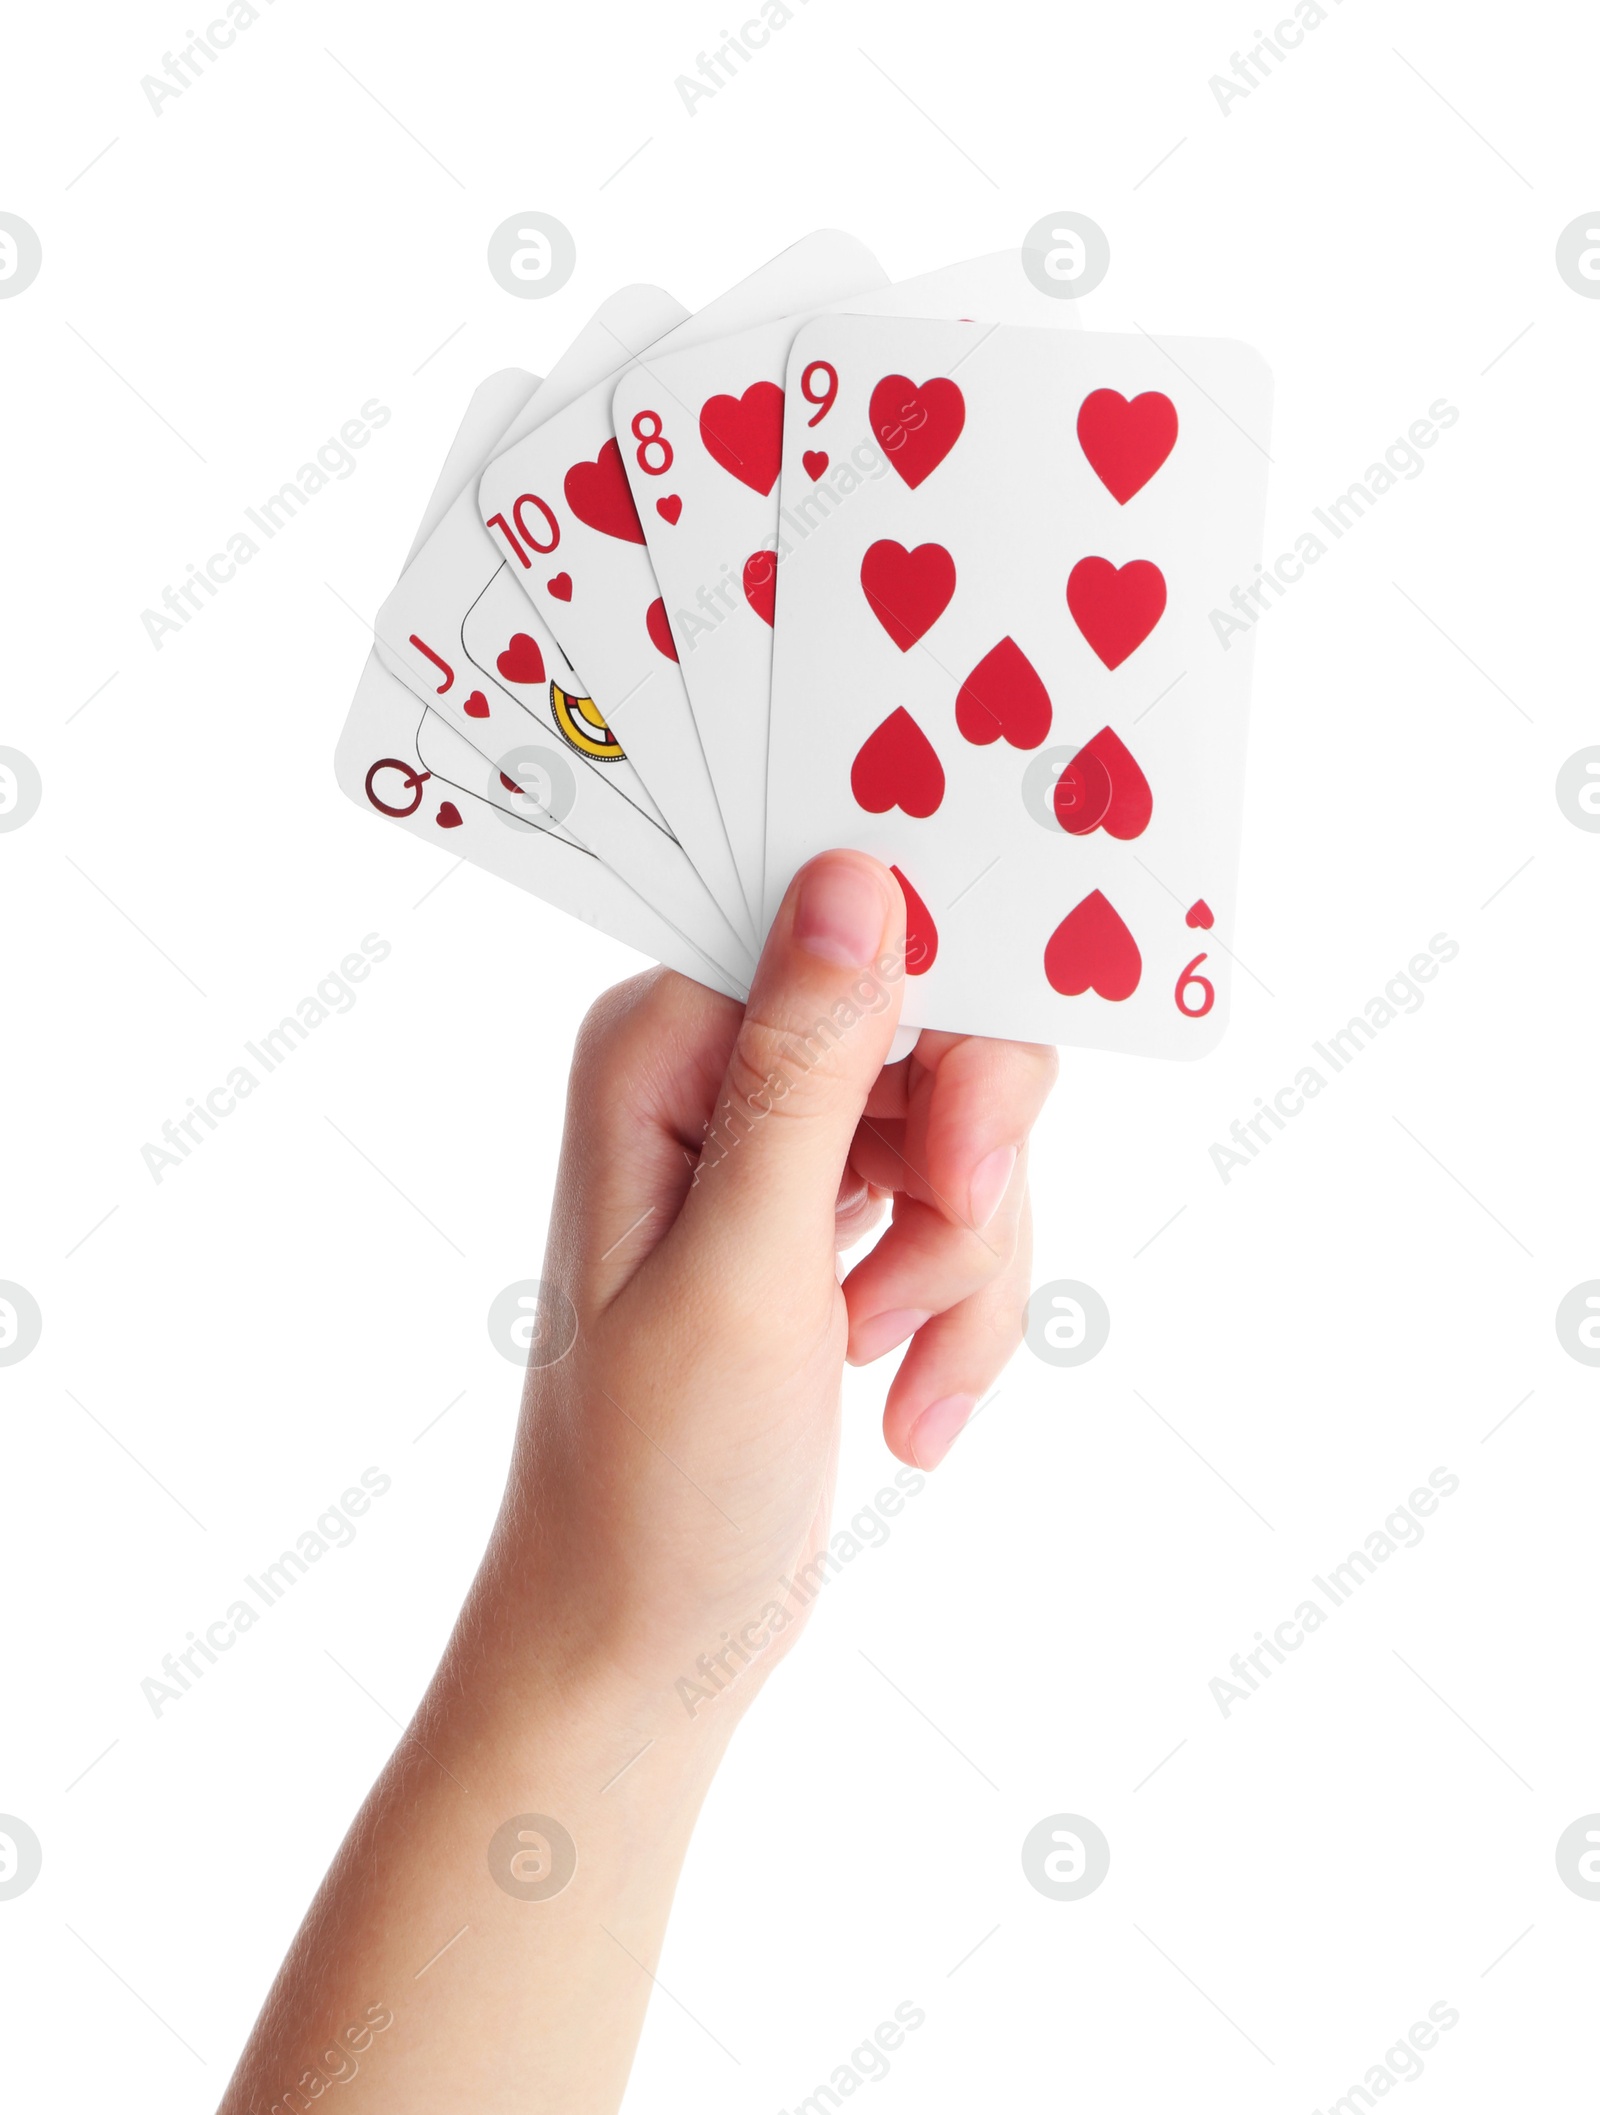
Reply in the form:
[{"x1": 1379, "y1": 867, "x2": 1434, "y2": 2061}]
[
  {"x1": 1186, "y1": 898, "x2": 1214, "y2": 930},
  {"x1": 656, "y1": 494, "x2": 683, "y2": 525},
  {"x1": 890, "y1": 865, "x2": 938, "y2": 975},
  {"x1": 1075, "y1": 726, "x2": 1153, "y2": 840},
  {"x1": 496, "y1": 633, "x2": 545, "y2": 686},
  {"x1": 563, "y1": 437, "x2": 645, "y2": 544},
  {"x1": 646, "y1": 597, "x2": 678, "y2": 662},
  {"x1": 860, "y1": 539, "x2": 956, "y2": 652},
  {"x1": 850, "y1": 708, "x2": 945, "y2": 819},
  {"x1": 547, "y1": 572, "x2": 572, "y2": 601},
  {"x1": 802, "y1": 449, "x2": 829, "y2": 481},
  {"x1": 435, "y1": 801, "x2": 463, "y2": 830},
  {"x1": 869, "y1": 373, "x2": 965, "y2": 489},
  {"x1": 1076, "y1": 389, "x2": 1179, "y2": 504},
  {"x1": 1044, "y1": 890, "x2": 1142, "y2": 1001},
  {"x1": 463, "y1": 689, "x2": 490, "y2": 719},
  {"x1": 1067, "y1": 557, "x2": 1167, "y2": 669},
  {"x1": 743, "y1": 549, "x2": 776, "y2": 628},
  {"x1": 1053, "y1": 745, "x2": 1113, "y2": 836},
  {"x1": 699, "y1": 382, "x2": 785, "y2": 495},
  {"x1": 954, "y1": 637, "x2": 1052, "y2": 750}
]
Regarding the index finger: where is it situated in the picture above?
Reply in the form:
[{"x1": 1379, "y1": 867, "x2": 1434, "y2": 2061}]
[{"x1": 904, "y1": 1032, "x2": 1059, "y2": 1231}]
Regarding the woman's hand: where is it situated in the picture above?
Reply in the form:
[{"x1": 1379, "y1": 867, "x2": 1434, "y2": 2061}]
[
  {"x1": 514, "y1": 848, "x2": 1058, "y2": 1695},
  {"x1": 218, "y1": 851, "x2": 1058, "y2": 2115}
]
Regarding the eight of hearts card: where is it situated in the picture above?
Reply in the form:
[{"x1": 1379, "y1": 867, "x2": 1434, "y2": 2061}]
[
  {"x1": 609, "y1": 251, "x2": 1080, "y2": 933},
  {"x1": 763, "y1": 317, "x2": 1273, "y2": 1058}
]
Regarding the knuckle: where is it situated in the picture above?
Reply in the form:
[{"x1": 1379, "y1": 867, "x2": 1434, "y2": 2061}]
[
  {"x1": 721, "y1": 1008, "x2": 843, "y2": 1125},
  {"x1": 996, "y1": 1038, "x2": 1059, "y2": 1109},
  {"x1": 567, "y1": 969, "x2": 682, "y2": 1124},
  {"x1": 571, "y1": 969, "x2": 659, "y2": 1069},
  {"x1": 1032, "y1": 1042, "x2": 1062, "y2": 1096}
]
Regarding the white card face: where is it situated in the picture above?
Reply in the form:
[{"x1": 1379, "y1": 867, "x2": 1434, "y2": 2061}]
[
  {"x1": 410, "y1": 367, "x2": 541, "y2": 555},
  {"x1": 374, "y1": 291, "x2": 756, "y2": 984},
  {"x1": 453, "y1": 569, "x2": 664, "y2": 829},
  {"x1": 764, "y1": 317, "x2": 1274, "y2": 1058},
  {"x1": 457, "y1": 570, "x2": 663, "y2": 822},
  {"x1": 476, "y1": 231, "x2": 885, "y2": 942},
  {"x1": 336, "y1": 661, "x2": 745, "y2": 999},
  {"x1": 404, "y1": 635, "x2": 754, "y2": 989},
  {"x1": 337, "y1": 372, "x2": 746, "y2": 998},
  {"x1": 390, "y1": 286, "x2": 682, "y2": 839},
  {"x1": 612, "y1": 254, "x2": 1081, "y2": 923}
]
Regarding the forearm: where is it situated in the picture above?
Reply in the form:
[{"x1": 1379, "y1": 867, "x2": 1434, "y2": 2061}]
[{"x1": 217, "y1": 1541, "x2": 740, "y2": 2114}]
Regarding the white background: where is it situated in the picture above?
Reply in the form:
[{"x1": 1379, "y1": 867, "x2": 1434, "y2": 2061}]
[{"x1": 3, "y1": 0, "x2": 1597, "y2": 2106}]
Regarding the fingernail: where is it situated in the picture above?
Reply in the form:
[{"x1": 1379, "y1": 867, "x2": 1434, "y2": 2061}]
[
  {"x1": 910, "y1": 1394, "x2": 976, "y2": 1469},
  {"x1": 793, "y1": 857, "x2": 888, "y2": 969},
  {"x1": 850, "y1": 1307, "x2": 929, "y2": 1365},
  {"x1": 967, "y1": 1145, "x2": 1017, "y2": 1229}
]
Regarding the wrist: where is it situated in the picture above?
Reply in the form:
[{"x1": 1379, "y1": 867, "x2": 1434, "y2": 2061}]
[
  {"x1": 437, "y1": 1535, "x2": 757, "y2": 1801},
  {"x1": 475, "y1": 1375, "x2": 821, "y2": 1735}
]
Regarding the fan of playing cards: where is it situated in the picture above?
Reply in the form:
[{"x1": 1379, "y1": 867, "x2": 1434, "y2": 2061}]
[{"x1": 336, "y1": 231, "x2": 1272, "y2": 1057}]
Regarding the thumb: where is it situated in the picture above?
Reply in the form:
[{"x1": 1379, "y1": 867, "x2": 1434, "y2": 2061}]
[{"x1": 673, "y1": 850, "x2": 905, "y2": 1281}]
